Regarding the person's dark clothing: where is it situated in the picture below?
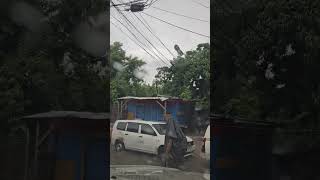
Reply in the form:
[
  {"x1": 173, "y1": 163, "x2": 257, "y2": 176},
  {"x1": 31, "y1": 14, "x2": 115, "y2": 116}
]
[{"x1": 164, "y1": 117, "x2": 187, "y2": 168}]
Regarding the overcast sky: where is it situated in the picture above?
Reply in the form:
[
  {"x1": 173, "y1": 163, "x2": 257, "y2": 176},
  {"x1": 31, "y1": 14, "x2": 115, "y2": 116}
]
[{"x1": 110, "y1": 0, "x2": 210, "y2": 84}]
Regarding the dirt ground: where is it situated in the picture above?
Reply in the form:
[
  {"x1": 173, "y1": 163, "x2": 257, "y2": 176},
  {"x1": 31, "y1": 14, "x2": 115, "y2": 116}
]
[{"x1": 110, "y1": 136, "x2": 210, "y2": 174}]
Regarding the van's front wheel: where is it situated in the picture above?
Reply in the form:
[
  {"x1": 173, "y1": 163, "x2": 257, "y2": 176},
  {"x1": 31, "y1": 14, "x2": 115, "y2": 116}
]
[
  {"x1": 115, "y1": 141, "x2": 125, "y2": 152},
  {"x1": 158, "y1": 146, "x2": 167, "y2": 166}
]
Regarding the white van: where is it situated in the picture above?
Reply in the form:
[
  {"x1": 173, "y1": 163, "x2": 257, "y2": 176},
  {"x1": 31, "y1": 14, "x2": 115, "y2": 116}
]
[
  {"x1": 111, "y1": 119, "x2": 195, "y2": 157},
  {"x1": 201, "y1": 125, "x2": 210, "y2": 160}
]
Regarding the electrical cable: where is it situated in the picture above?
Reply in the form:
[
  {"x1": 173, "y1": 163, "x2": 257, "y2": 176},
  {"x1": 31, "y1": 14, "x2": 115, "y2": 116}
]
[
  {"x1": 139, "y1": 13, "x2": 175, "y2": 58},
  {"x1": 149, "y1": 0, "x2": 160, "y2": 7},
  {"x1": 111, "y1": 13, "x2": 167, "y2": 67},
  {"x1": 112, "y1": 0, "x2": 171, "y2": 65},
  {"x1": 126, "y1": 11, "x2": 173, "y2": 62},
  {"x1": 111, "y1": 0, "x2": 143, "y2": 7},
  {"x1": 150, "y1": 6, "x2": 209, "y2": 23},
  {"x1": 132, "y1": 12, "x2": 176, "y2": 58},
  {"x1": 191, "y1": 0, "x2": 209, "y2": 8},
  {"x1": 142, "y1": 12, "x2": 210, "y2": 38}
]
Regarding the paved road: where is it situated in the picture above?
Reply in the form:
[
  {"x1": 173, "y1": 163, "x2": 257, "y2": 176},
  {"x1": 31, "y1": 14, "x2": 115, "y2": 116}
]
[{"x1": 110, "y1": 136, "x2": 210, "y2": 174}]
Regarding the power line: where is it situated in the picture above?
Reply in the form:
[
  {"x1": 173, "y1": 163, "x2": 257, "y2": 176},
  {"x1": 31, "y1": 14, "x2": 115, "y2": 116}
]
[
  {"x1": 110, "y1": 20, "x2": 163, "y2": 67},
  {"x1": 111, "y1": 13, "x2": 165, "y2": 67},
  {"x1": 111, "y1": 5, "x2": 170, "y2": 66},
  {"x1": 112, "y1": 1, "x2": 171, "y2": 65},
  {"x1": 127, "y1": 11, "x2": 173, "y2": 62},
  {"x1": 142, "y1": 12, "x2": 210, "y2": 38},
  {"x1": 139, "y1": 13, "x2": 174, "y2": 58},
  {"x1": 150, "y1": 6, "x2": 209, "y2": 23},
  {"x1": 138, "y1": 12, "x2": 153, "y2": 32},
  {"x1": 113, "y1": 0, "x2": 169, "y2": 61},
  {"x1": 111, "y1": 0, "x2": 143, "y2": 7},
  {"x1": 110, "y1": 14, "x2": 165, "y2": 67},
  {"x1": 149, "y1": 0, "x2": 160, "y2": 7},
  {"x1": 110, "y1": 19, "x2": 142, "y2": 54},
  {"x1": 132, "y1": 12, "x2": 176, "y2": 58},
  {"x1": 111, "y1": 10, "x2": 163, "y2": 65},
  {"x1": 191, "y1": 0, "x2": 209, "y2": 8}
]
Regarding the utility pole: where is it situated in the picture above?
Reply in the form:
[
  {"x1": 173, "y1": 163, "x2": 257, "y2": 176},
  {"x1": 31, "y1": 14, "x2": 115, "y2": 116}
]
[{"x1": 155, "y1": 81, "x2": 159, "y2": 95}]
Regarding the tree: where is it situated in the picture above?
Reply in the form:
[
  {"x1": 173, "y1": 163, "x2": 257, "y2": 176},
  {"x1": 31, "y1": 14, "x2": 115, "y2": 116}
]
[
  {"x1": 213, "y1": 0, "x2": 320, "y2": 125},
  {"x1": 0, "y1": 0, "x2": 109, "y2": 132},
  {"x1": 155, "y1": 43, "x2": 210, "y2": 110},
  {"x1": 110, "y1": 42, "x2": 157, "y2": 103}
]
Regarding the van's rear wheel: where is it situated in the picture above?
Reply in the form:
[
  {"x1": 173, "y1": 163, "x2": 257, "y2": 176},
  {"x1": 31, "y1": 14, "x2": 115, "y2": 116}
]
[
  {"x1": 115, "y1": 141, "x2": 124, "y2": 152},
  {"x1": 158, "y1": 146, "x2": 165, "y2": 157}
]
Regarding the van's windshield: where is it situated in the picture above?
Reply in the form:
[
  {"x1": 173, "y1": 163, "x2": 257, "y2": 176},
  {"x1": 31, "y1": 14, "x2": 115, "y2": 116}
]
[{"x1": 152, "y1": 124, "x2": 167, "y2": 135}]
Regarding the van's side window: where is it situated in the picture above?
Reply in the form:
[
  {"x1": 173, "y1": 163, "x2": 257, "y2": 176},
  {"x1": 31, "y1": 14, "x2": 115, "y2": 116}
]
[
  {"x1": 127, "y1": 122, "x2": 139, "y2": 133},
  {"x1": 116, "y1": 122, "x2": 127, "y2": 131},
  {"x1": 141, "y1": 124, "x2": 156, "y2": 136}
]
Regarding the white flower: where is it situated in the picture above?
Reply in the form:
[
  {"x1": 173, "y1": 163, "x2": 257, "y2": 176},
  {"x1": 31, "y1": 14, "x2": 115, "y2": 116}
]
[
  {"x1": 284, "y1": 44, "x2": 295, "y2": 56},
  {"x1": 256, "y1": 53, "x2": 265, "y2": 66},
  {"x1": 61, "y1": 52, "x2": 74, "y2": 76},
  {"x1": 265, "y1": 63, "x2": 275, "y2": 79},
  {"x1": 276, "y1": 84, "x2": 286, "y2": 89}
]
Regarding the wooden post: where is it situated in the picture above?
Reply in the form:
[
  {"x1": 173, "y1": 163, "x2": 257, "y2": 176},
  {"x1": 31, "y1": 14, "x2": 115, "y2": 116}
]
[
  {"x1": 34, "y1": 120, "x2": 39, "y2": 179},
  {"x1": 80, "y1": 141, "x2": 85, "y2": 180},
  {"x1": 24, "y1": 126, "x2": 30, "y2": 180},
  {"x1": 156, "y1": 100, "x2": 167, "y2": 120},
  {"x1": 164, "y1": 101, "x2": 167, "y2": 120},
  {"x1": 116, "y1": 101, "x2": 120, "y2": 120}
]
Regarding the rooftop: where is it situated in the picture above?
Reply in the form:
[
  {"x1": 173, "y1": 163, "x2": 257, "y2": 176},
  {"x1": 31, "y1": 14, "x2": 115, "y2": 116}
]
[
  {"x1": 118, "y1": 96, "x2": 193, "y2": 101},
  {"x1": 21, "y1": 111, "x2": 109, "y2": 120},
  {"x1": 115, "y1": 119, "x2": 166, "y2": 124}
]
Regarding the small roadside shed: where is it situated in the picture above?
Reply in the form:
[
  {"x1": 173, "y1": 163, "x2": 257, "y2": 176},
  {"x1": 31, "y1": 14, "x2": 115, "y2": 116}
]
[
  {"x1": 8, "y1": 111, "x2": 109, "y2": 180},
  {"x1": 117, "y1": 96, "x2": 195, "y2": 127}
]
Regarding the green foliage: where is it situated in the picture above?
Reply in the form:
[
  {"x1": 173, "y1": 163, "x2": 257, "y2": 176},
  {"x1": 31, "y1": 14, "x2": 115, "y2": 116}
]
[
  {"x1": 180, "y1": 86, "x2": 192, "y2": 99},
  {"x1": 0, "y1": 0, "x2": 109, "y2": 131},
  {"x1": 213, "y1": 0, "x2": 320, "y2": 125},
  {"x1": 110, "y1": 42, "x2": 157, "y2": 103},
  {"x1": 155, "y1": 43, "x2": 210, "y2": 110}
]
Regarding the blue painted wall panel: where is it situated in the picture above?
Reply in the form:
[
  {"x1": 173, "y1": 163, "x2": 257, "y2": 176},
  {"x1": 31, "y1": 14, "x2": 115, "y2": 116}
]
[
  {"x1": 85, "y1": 139, "x2": 108, "y2": 180},
  {"x1": 56, "y1": 133, "x2": 82, "y2": 180},
  {"x1": 55, "y1": 133, "x2": 108, "y2": 180},
  {"x1": 126, "y1": 100, "x2": 191, "y2": 126}
]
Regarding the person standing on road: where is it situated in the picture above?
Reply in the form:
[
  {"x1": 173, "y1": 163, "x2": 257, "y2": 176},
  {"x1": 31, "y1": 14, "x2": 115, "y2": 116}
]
[{"x1": 163, "y1": 113, "x2": 187, "y2": 169}]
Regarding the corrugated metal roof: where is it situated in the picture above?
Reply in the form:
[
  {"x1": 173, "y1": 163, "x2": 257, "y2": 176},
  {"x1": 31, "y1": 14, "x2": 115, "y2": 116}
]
[
  {"x1": 22, "y1": 111, "x2": 109, "y2": 120},
  {"x1": 118, "y1": 96, "x2": 190, "y2": 101},
  {"x1": 118, "y1": 96, "x2": 169, "y2": 101}
]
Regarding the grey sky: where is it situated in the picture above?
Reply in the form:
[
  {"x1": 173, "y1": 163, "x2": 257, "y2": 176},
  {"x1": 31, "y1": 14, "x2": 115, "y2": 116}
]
[{"x1": 110, "y1": 0, "x2": 210, "y2": 84}]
